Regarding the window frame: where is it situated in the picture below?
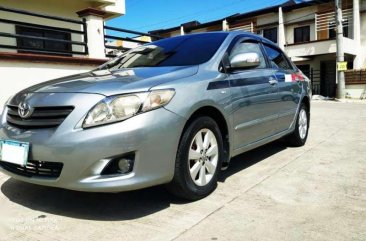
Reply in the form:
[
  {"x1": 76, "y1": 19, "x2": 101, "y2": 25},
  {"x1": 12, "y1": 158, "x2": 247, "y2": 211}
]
[
  {"x1": 262, "y1": 27, "x2": 278, "y2": 43},
  {"x1": 221, "y1": 35, "x2": 270, "y2": 73},
  {"x1": 262, "y1": 43, "x2": 296, "y2": 71},
  {"x1": 294, "y1": 25, "x2": 310, "y2": 44},
  {"x1": 15, "y1": 25, "x2": 72, "y2": 56}
]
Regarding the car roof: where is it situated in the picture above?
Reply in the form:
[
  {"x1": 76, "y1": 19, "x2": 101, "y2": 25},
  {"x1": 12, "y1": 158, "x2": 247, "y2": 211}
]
[{"x1": 165, "y1": 31, "x2": 279, "y2": 49}]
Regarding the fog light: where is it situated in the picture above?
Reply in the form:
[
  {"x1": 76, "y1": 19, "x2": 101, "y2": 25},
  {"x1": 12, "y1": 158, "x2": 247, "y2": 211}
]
[
  {"x1": 101, "y1": 153, "x2": 135, "y2": 175},
  {"x1": 118, "y1": 158, "x2": 132, "y2": 174}
]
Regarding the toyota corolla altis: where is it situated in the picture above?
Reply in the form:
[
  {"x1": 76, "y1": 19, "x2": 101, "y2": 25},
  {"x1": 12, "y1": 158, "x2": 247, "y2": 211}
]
[{"x1": 0, "y1": 32, "x2": 311, "y2": 200}]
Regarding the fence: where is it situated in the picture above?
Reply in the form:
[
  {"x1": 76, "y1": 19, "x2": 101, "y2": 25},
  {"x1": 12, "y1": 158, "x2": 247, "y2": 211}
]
[
  {"x1": 345, "y1": 69, "x2": 366, "y2": 85},
  {"x1": 309, "y1": 68, "x2": 321, "y2": 95},
  {"x1": 104, "y1": 26, "x2": 162, "y2": 58},
  {"x1": 0, "y1": 6, "x2": 88, "y2": 56}
]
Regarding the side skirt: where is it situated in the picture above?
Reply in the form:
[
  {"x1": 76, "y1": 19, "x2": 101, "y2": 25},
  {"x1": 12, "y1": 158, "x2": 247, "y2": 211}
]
[{"x1": 230, "y1": 127, "x2": 294, "y2": 158}]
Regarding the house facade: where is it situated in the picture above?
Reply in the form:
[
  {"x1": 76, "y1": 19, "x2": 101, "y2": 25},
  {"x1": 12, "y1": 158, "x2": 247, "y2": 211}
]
[
  {"x1": 150, "y1": 0, "x2": 366, "y2": 99},
  {"x1": 0, "y1": 0, "x2": 125, "y2": 109}
]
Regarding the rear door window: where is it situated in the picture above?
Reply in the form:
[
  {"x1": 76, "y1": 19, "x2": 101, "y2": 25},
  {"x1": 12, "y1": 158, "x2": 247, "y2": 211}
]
[{"x1": 263, "y1": 45, "x2": 293, "y2": 71}]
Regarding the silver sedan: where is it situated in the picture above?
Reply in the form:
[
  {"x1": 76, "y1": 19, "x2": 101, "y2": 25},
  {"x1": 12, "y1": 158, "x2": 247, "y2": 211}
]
[{"x1": 0, "y1": 31, "x2": 311, "y2": 200}]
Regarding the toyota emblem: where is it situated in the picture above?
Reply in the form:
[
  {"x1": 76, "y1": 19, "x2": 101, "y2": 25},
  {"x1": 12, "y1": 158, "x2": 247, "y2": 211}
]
[{"x1": 18, "y1": 102, "x2": 33, "y2": 119}]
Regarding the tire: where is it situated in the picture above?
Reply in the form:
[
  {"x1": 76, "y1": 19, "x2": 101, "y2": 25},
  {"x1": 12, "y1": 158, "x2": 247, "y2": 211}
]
[
  {"x1": 285, "y1": 103, "x2": 309, "y2": 147},
  {"x1": 166, "y1": 116, "x2": 224, "y2": 201}
]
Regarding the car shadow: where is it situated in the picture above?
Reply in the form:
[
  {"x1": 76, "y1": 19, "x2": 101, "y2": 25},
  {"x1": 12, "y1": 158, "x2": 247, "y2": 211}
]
[
  {"x1": 0, "y1": 141, "x2": 287, "y2": 221},
  {"x1": 218, "y1": 140, "x2": 288, "y2": 182}
]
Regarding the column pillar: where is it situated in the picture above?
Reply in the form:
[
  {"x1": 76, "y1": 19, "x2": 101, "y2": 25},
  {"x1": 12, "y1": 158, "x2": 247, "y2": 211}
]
[
  {"x1": 222, "y1": 19, "x2": 229, "y2": 31},
  {"x1": 278, "y1": 7, "x2": 286, "y2": 50},
  {"x1": 353, "y1": 0, "x2": 362, "y2": 69},
  {"x1": 180, "y1": 26, "x2": 185, "y2": 36},
  {"x1": 77, "y1": 8, "x2": 107, "y2": 59}
]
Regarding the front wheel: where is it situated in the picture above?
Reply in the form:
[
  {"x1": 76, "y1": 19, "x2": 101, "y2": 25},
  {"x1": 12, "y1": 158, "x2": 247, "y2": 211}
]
[
  {"x1": 166, "y1": 116, "x2": 224, "y2": 201},
  {"x1": 285, "y1": 103, "x2": 309, "y2": 147}
]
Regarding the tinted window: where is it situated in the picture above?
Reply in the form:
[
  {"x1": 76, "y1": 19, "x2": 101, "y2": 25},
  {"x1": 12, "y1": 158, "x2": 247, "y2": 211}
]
[
  {"x1": 294, "y1": 26, "x2": 310, "y2": 43},
  {"x1": 263, "y1": 27, "x2": 278, "y2": 43},
  {"x1": 263, "y1": 45, "x2": 293, "y2": 70},
  {"x1": 101, "y1": 33, "x2": 228, "y2": 69},
  {"x1": 229, "y1": 41, "x2": 266, "y2": 69}
]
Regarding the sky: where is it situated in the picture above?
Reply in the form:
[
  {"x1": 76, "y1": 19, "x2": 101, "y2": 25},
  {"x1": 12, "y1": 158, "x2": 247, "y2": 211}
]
[{"x1": 107, "y1": 0, "x2": 297, "y2": 33}]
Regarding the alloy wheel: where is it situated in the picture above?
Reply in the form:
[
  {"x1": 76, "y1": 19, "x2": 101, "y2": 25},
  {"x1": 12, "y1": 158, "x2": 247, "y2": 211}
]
[
  {"x1": 298, "y1": 109, "x2": 308, "y2": 139},
  {"x1": 188, "y1": 129, "x2": 219, "y2": 186}
]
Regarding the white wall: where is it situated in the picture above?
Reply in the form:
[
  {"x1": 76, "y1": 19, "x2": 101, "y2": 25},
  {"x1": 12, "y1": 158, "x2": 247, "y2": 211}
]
[
  {"x1": 345, "y1": 84, "x2": 366, "y2": 99},
  {"x1": 285, "y1": 39, "x2": 336, "y2": 57},
  {"x1": 285, "y1": 37, "x2": 358, "y2": 58},
  {"x1": 359, "y1": 11, "x2": 366, "y2": 67},
  {"x1": 284, "y1": 6, "x2": 316, "y2": 23},
  {"x1": 0, "y1": 61, "x2": 96, "y2": 111},
  {"x1": 257, "y1": 13, "x2": 278, "y2": 26},
  {"x1": 285, "y1": 22, "x2": 316, "y2": 44},
  {"x1": 103, "y1": 0, "x2": 126, "y2": 17}
]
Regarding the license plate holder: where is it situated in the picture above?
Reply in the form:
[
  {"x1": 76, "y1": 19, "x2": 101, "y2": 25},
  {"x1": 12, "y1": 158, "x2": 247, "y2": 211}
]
[{"x1": 0, "y1": 140, "x2": 30, "y2": 166}]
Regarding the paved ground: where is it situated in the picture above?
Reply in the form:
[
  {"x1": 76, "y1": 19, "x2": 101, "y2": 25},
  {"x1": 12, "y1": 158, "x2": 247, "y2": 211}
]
[{"x1": 0, "y1": 102, "x2": 365, "y2": 241}]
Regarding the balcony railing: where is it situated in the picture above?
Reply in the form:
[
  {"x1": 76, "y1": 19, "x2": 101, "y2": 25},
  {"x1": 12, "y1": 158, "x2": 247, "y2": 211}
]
[
  {"x1": 229, "y1": 22, "x2": 254, "y2": 33},
  {"x1": 315, "y1": 8, "x2": 353, "y2": 41},
  {"x1": 104, "y1": 26, "x2": 162, "y2": 57},
  {"x1": 0, "y1": 6, "x2": 88, "y2": 56}
]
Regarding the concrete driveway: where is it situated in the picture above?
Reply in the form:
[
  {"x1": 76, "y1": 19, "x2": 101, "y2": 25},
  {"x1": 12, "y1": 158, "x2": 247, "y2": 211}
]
[{"x1": 0, "y1": 102, "x2": 365, "y2": 241}]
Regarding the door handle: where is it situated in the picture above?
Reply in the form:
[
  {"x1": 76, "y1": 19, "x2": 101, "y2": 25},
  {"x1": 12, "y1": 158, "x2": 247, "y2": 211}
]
[{"x1": 268, "y1": 77, "x2": 278, "y2": 85}]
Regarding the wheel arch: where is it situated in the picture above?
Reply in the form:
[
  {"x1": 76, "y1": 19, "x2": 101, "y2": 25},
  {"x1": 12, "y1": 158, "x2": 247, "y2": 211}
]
[
  {"x1": 302, "y1": 95, "x2": 310, "y2": 113},
  {"x1": 181, "y1": 106, "x2": 231, "y2": 165}
]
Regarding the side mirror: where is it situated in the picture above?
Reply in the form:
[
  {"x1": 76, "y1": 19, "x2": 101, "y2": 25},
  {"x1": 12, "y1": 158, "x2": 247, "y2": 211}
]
[{"x1": 229, "y1": 52, "x2": 261, "y2": 70}]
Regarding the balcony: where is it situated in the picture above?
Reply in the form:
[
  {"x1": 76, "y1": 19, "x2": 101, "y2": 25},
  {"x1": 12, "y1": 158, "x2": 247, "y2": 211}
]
[
  {"x1": 0, "y1": 6, "x2": 97, "y2": 62},
  {"x1": 0, "y1": 5, "x2": 143, "y2": 63},
  {"x1": 285, "y1": 8, "x2": 356, "y2": 59}
]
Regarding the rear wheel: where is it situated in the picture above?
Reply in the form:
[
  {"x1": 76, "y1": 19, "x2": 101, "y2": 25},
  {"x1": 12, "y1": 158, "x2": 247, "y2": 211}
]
[
  {"x1": 286, "y1": 103, "x2": 309, "y2": 147},
  {"x1": 166, "y1": 116, "x2": 223, "y2": 200}
]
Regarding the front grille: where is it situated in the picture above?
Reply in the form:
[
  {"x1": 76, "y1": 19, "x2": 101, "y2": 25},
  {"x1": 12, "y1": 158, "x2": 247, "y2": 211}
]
[
  {"x1": 0, "y1": 160, "x2": 63, "y2": 178},
  {"x1": 6, "y1": 105, "x2": 74, "y2": 129}
]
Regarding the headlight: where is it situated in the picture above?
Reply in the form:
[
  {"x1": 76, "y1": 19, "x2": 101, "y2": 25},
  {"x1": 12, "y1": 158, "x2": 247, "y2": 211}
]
[
  {"x1": 142, "y1": 90, "x2": 175, "y2": 112},
  {"x1": 83, "y1": 89, "x2": 175, "y2": 128}
]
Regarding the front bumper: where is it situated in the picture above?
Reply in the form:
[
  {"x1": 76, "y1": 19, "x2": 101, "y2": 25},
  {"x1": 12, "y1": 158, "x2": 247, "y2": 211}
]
[{"x1": 0, "y1": 94, "x2": 186, "y2": 192}]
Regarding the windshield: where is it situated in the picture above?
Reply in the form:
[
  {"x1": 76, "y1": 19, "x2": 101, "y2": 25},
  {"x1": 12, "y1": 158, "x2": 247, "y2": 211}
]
[{"x1": 99, "y1": 33, "x2": 228, "y2": 70}]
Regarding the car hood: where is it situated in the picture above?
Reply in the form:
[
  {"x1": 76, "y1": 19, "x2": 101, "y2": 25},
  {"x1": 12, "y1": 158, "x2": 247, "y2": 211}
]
[{"x1": 23, "y1": 66, "x2": 199, "y2": 96}]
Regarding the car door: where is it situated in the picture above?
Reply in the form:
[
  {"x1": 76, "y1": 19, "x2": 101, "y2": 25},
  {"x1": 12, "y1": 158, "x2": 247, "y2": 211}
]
[
  {"x1": 262, "y1": 44, "x2": 301, "y2": 132},
  {"x1": 226, "y1": 39, "x2": 280, "y2": 150}
]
